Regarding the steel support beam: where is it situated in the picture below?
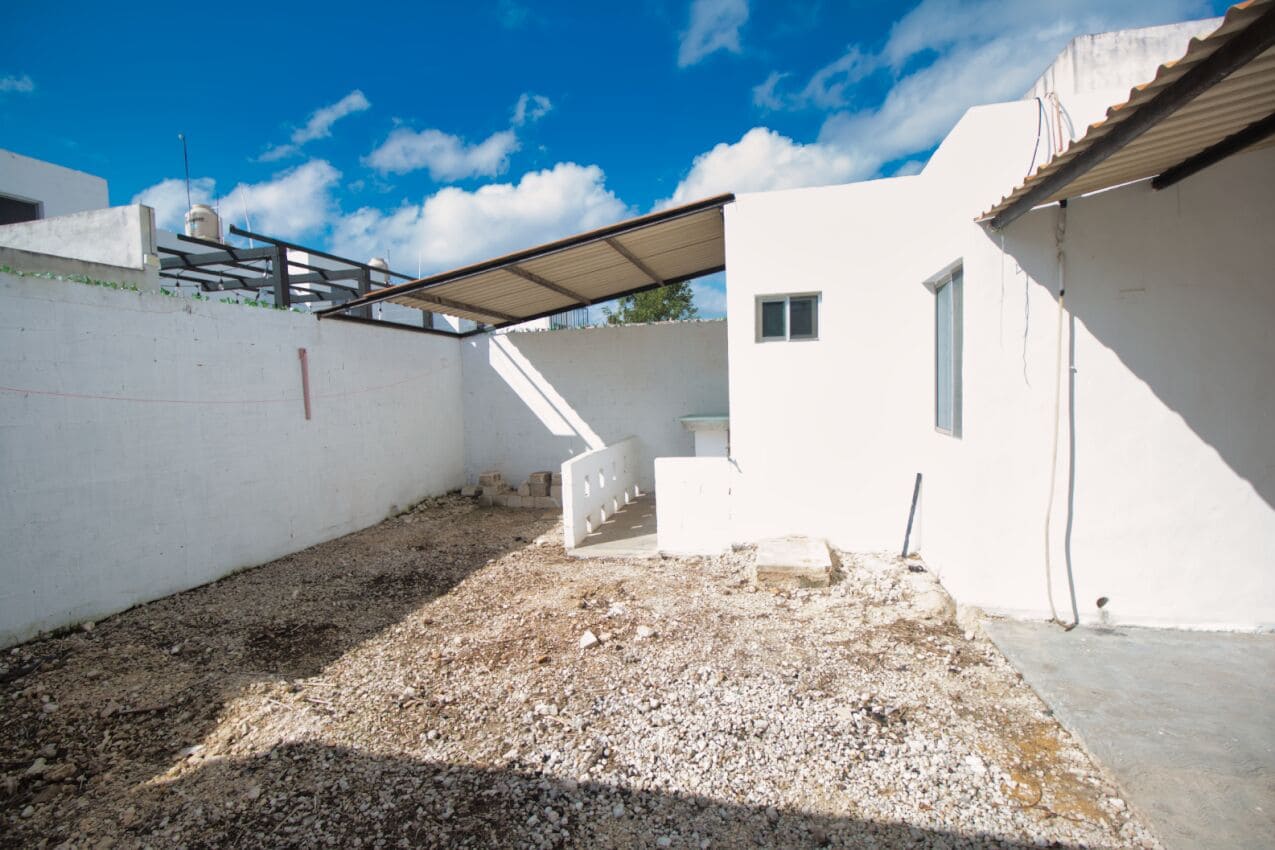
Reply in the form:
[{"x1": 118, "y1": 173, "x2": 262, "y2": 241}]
[
  {"x1": 506, "y1": 264, "x2": 592, "y2": 304},
  {"x1": 1152, "y1": 110, "x2": 1275, "y2": 190},
  {"x1": 989, "y1": 6, "x2": 1275, "y2": 230},
  {"x1": 460, "y1": 263, "x2": 725, "y2": 336},
  {"x1": 228, "y1": 225, "x2": 415, "y2": 281},
  {"x1": 159, "y1": 246, "x2": 275, "y2": 270},
  {"x1": 604, "y1": 237, "x2": 665, "y2": 286},
  {"x1": 272, "y1": 246, "x2": 291, "y2": 308},
  {"x1": 398, "y1": 293, "x2": 519, "y2": 324}
]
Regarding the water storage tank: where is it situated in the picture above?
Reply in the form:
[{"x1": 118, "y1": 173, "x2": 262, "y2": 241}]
[
  {"x1": 184, "y1": 204, "x2": 221, "y2": 242},
  {"x1": 368, "y1": 256, "x2": 389, "y2": 285}
]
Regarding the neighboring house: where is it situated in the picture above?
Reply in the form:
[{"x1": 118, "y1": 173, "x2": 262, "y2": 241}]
[{"x1": 0, "y1": 148, "x2": 108, "y2": 224}]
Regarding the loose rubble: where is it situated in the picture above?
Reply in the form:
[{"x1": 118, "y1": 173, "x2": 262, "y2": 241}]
[{"x1": 0, "y1": 495, "x2": 1160, "y2": 848}]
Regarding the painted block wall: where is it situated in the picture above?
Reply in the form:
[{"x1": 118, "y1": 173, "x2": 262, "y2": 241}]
[
  {"x1": 0, "y1": 205, "x2": 157, "y2": 275},
  {"x1": 460, "y1": 321, "x2": 728, "y2": 493},
  {"x1": 562, "y1": 437, "x2": 640, "y2": 549},
  {"x1": 655, "y1": 457, "x2": 732, "y2": 555},
  {"x1": 724, "y1": 99, "x2": 1275, "y2": 631},
  {"x1": 0, "y1": 274, "x2": 464, "y2": 646},
  {"x1": 0, "y1": 148, "x2": 109, "y2": 219}
]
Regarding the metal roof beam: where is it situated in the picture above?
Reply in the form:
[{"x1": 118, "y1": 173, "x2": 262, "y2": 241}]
[
  {"x1": 400, "y1": 293, "x2": 519, "y2": 324},
  {"x1": 506, "y1": 264, "x2": 592, "y2": 304},
  {"x1": 314, "y1": 193, "x2": 733, "y2": 318},
  {"x1": 989, "y1": 5, "x2": 1275, "y2": 230},
  {"x1": 159, "y1": 246, "x2": 275, "y2": 270},
  {"x1": 604, "y1": 237, "x2": 666, "y2": 286},
  {"x1": 227, "y1": 225, "x2": 415, "y2": 280},
  {"x1": 461, "y1": 262, "x2": 726, "y2": 336},
  {"x1": 1151, "y1": 109, "x2": 1275, "y2": 190}
]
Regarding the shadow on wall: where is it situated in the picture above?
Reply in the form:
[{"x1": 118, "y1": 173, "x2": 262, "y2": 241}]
[
  {"x1": 467, "y1": 323, "x2": 730, "y2": 491},
  {"x1": 117, "y1": 741, "x2": 1067, "y2": 849},
  {"x1": 991, "y1": 158, "x2": 1275, "y2": 516}
]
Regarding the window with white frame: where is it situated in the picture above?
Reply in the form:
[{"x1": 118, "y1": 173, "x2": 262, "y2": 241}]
[
  {"x1": 934, "y1": 266, "x2": 963, "y2": 436},
  {"x1": 756, "y1": 293, "x2": 819, "y2": 342}
]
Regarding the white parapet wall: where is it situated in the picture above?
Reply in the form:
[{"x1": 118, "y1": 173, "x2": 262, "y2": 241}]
[
  {"x1": 0, "y1": 271, "x2": 465, "y2": 646},
  {"x1": 0, "y1": 204, "x2": 159, "y2": 287},
  {"x1": 654, "y1": 457, "x2": 733, "y2": 555},
  {"x1": 562, "y1": 437, "x2": 640, "y2": 550}
]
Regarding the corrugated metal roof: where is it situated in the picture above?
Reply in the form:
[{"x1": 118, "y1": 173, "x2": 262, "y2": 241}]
[
  {"x1": 319, "y1": 194, "x2": 733, "y2": 330},
  {"x1": 981, "y1": 0, "x2": 1275, "y2": 227}
]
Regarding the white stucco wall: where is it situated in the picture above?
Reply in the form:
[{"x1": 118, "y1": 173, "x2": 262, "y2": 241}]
[
  {"x1": 724, "y1": 98, "x2": 1275, "y2": 631},
  {"x1": 0, "y1": 148, "x2": 109, "y2": 218},
  {"x1": 460, "y1": 321, "x2": 728, "y2": 492},
  {"x1": 1022, "y1": 19, "x2": 1221, "y2": 163},
  {"x1": 0, "y1": 205, "x2": 157, "y2": 276},
  {"x1": 0, "y1": 274, "x2": 464, "y2": 646}
]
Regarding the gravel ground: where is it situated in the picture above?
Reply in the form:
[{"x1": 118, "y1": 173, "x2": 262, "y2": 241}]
[{"x1": 1, "y1": 496, "x2": 1160, "y2": 849}]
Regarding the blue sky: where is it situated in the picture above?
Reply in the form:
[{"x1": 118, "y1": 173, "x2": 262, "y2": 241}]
[{"x1": 2, "y1": 0, "x2": 1226, "y2": 317}]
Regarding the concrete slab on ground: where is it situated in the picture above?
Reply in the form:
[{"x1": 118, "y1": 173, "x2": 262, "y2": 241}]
[
  {"x1": 753, "y1": 537, "x2": 831, "y2": 589},
  {"x1": 568, "y1": 494, "x2": 658, "y2": 559},
  {"x1": 985, "y1": 620, "x2": 1275, "y2": 850}
]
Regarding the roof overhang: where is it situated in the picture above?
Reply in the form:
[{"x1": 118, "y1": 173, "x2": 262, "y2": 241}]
[
  {"x1": 981, "y1": 0, "x2": 1275, "y2": 229},
  {"x1": 317, "y1": 193, "x2": 734, "y2": 333}
]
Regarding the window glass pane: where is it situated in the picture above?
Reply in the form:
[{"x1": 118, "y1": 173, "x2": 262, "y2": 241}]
[
  {"x1": 789, "y1": 297, "x2": 816, "y2": 338},
  {"x1": 935, "y1": 280, "x2": 953, "y2": 431},
  {"x1": 760, "y1": 300, "x2": 786, "y2": 338}
]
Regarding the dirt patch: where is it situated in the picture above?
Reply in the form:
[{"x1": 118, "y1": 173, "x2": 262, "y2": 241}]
[{"x1": 0, "y1": 498, "x2": 1157, "y2": 849}]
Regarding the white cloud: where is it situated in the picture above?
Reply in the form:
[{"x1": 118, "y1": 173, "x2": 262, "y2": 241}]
[
  {"x1": 135, "y1": 161, "x2": 341, "y2": 239},
  {"x1": 692, "y1": 274, "x2": 727, "y2": 318},
  {"x1": 221, "y1": 160, "x2": 341, "y2": 238},
  {"x1": 858, "y1": 1, "x2": 1204, "y2": 161},
  {"x1": 132, "y1": 177, "x2": 216, "y2": 232},
  {"x1": 261, "y1": 90, "x2": 371, "y2": 161},
  {"x1": 678, "y1": 0, "x2": 749, "y2": 67},
  {"x1": 512, "y1": 93, "x2": 553, "y2": 126},
  {"x1": 752, "y1": 0, "x2": 1209, "y2": 174},
  {"x1": 752, "y1": 71, "x2": 790, "y2": 111},
  {"x1": 331, "y1": 162, "x2": 630, "y2": 273},
  {"x1": 364, "y1": 127, "x2": 519, "y2": 180},
  {"x1": 659, "y1": 127, "x2": 868, "y2": 208},
  {"x1": 0, "y1": 74, "x2": 34, "y2": 94}
]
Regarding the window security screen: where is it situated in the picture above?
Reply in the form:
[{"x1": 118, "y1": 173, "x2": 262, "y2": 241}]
[
  {"x1": 789, "y1": 297, "x2": 816, "y2": 339},
  {"x1": 761, "y1": 300, "x2": 786, "y2": 338}
]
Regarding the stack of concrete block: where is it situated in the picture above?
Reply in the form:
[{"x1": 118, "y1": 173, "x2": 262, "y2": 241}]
[{"x1": 461, "y1": 469, "x2": 562, "y2": 510}]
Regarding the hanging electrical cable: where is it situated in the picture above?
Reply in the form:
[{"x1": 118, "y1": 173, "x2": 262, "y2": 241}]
[{"x1": 1042, "y1": 201, "x2": 1068, "y2": 624}]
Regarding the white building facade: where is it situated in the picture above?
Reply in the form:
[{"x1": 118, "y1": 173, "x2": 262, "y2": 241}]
[{"x1": 721, "y1": 21, "x2": 1274, "y2": 631}]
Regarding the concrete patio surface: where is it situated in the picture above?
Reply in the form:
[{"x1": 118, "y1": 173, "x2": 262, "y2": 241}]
[
  {"x1": 569, "y1": 493, "x2": 658, "y2": 558},
  {"x1": 985, "y1": 620, "x2": 1275, "y2": 850}
]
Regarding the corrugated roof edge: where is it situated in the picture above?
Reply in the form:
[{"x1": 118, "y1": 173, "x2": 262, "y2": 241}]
[
  {"x1": 978, "y1": 0, "x2": 1271, "y2": 223},
  {"x1": 316, "y1": 193, "x2": 735, "y2": 317}
]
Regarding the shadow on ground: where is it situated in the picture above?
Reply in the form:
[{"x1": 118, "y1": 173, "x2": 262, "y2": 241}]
[
  {"x1": 127, "y1": 741, "x2": 1074, "y2": 849},
  {"x1": 0, "y1": 499, "x2": 557, "y2": 842}
]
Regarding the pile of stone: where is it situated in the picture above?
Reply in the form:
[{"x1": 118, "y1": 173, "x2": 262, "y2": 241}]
[{"x1": 461, "y1": 470, "x2": 562, "y2": 509}]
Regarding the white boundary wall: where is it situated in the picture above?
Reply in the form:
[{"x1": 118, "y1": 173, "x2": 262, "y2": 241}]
[
  {"x1": 461, "y1": 322, "x2": 727, "y2": 493},
  {"x1": 0, "y1": 273, "x2": 464, "y2": 645},
  {"x1": 562, "y1": 437, "x2": 639, "y2": 549}
]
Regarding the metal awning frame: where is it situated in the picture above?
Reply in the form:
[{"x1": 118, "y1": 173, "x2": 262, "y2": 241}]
[
  {"x1": 983, "y1": 0, "x2": 1275, "y2": 229},
  {"x1": 158, "y1": 231, "x2": 460, "y2": 337},
  {"x1": 315, "y1": 193, "x2": 735, "y2": 336}
]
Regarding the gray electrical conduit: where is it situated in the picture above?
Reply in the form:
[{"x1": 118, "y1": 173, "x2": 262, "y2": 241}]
[{"x1": 1043, "y1": 202, "x2": 1081, "y2": 629}]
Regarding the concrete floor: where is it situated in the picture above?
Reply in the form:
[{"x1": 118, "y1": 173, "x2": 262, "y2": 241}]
[
  {"x1": 985, "y1": 620, "x2": 1275, "y2": 850},
  {"x1": 569, "y1": 493, "x2": 658, "y2": 559}
]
